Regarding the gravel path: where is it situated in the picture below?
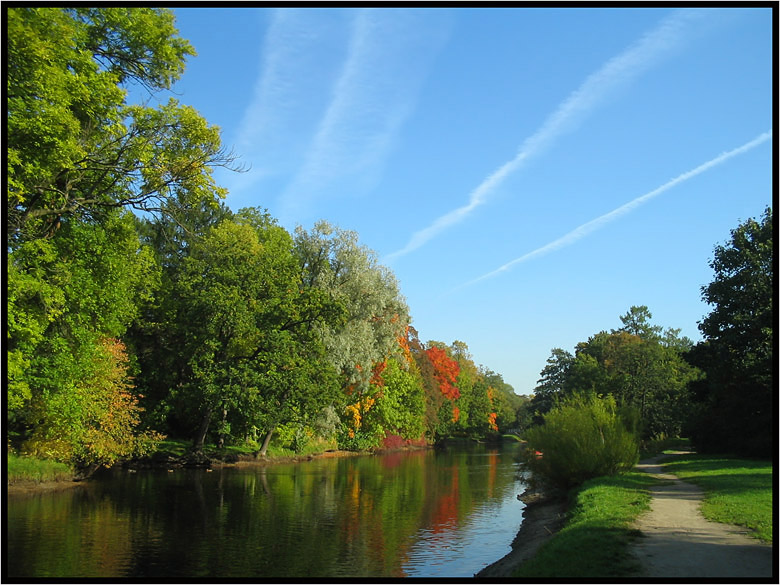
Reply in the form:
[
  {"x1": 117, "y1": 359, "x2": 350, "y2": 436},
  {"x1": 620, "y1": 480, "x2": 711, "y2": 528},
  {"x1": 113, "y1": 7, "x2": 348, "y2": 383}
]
[{"x1": 631, "y1": 452, "x2": 774, "y2": 579}]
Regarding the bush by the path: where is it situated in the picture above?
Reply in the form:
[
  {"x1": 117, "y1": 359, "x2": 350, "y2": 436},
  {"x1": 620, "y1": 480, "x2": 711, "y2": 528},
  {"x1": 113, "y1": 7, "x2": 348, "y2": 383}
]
[{"x1": 523, "y1": 394, "x2": 639, "y2": 490}]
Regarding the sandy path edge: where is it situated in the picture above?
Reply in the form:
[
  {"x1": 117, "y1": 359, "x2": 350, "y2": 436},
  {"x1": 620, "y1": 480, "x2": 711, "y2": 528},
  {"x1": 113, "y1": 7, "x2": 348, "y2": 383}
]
[{"x1": 631, "y1": 451, "x2": 774, "y2": 579}]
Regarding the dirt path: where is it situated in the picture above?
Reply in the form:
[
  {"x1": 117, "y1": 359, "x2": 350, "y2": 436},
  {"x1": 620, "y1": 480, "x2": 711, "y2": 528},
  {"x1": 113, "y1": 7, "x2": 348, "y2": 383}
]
[{"x1": 631, "y1": 452, "x2": 774, "y2": 579}]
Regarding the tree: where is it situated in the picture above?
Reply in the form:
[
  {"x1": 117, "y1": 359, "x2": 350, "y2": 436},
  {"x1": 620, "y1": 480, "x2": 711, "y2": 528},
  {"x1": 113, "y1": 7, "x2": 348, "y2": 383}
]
[
  {"x1": 616, "y1": 305, "x2": 662, "y2": 340},
  {"x1": 688, "y1": 207, "x2": 773, "y2": 456},
  {"x1": 363, "y1": 355, "x2": 426, "y2": 444},
  {"x1": 7, "y1": 7, "x2": 238, "y2": 244},
  {"x1": 23, "y1": 337, "x2": 161, "y2": 474},
  {"x1": 7, "y1": 210, "x2": 160, "y2": 470},
  {"x1": 170, "y1": 213, "x2": 344, "y2": 452},
  {"x1": 529, "y1": 309, "x2": 700, "y2": 440},
  {"x1": 293, "y1": 221, "x2": 409, "y2": 445},
  {"x1": 530, "y1": 348, "x2": 574, "y2": 423},
  {"x1": 6, "y1": 6, "x2": 241, "y2": 467},
  {"x1": 126, "y1": 199, "x2": 235, "y2": 436}
]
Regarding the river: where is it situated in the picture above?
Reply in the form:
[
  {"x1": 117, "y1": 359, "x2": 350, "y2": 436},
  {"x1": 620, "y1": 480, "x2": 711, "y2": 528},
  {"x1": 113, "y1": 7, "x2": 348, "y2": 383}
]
[{"x1": 6, "y1": 443, "x2": 528, "y2": 579}]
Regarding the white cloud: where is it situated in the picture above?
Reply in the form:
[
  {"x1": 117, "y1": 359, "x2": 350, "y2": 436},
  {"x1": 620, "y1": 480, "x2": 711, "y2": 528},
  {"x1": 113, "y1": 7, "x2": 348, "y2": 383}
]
[
  {"x1": 276, "y1": 9, "x2": 452, "y2": 224},
  {"x1": 223, "y1": 9, "x2": 350, "y2": 199},
  {"x1": 455, "y1": 130, "x2": 772, "y2": 290},
  {"x1": 386, "y1": 9, "x2": 710, "y2": 262}
]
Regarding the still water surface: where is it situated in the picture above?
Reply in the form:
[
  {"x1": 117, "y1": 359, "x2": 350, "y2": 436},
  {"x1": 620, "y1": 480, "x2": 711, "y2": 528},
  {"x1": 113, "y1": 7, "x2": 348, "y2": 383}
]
[{"x1": 7, "y1": 443, "x2": 528, "y2": 579}]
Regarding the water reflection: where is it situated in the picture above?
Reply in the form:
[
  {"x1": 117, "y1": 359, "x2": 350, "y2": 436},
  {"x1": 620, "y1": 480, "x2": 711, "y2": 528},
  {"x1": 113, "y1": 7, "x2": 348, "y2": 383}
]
[{"x1": 7, "y1": 444, "x2": 526, "y2": 578}]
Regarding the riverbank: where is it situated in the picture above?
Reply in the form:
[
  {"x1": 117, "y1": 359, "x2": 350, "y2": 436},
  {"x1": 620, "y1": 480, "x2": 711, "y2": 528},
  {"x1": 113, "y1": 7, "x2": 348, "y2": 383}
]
[
  {"x1": 7, "y1": 453, "x2": 82, "y2": 497},
  {"x1": 475, "y1": 488, "x2": 567, "y2": 578},
  {"x1": 479, "y1": 451, "x2": 773, "y2": 578},
  {"x1": 7, "y1": 479, "x2": 86, "y2": 497},
  {"x1": 7, "y1": 443, "x2": 433, "y2": 496}
]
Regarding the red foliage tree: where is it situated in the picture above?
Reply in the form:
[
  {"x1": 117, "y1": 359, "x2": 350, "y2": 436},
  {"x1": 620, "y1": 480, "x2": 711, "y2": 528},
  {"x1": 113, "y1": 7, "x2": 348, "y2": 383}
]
[{"x1": 426, "y1": 346, "x2": 460, "y2": 400}]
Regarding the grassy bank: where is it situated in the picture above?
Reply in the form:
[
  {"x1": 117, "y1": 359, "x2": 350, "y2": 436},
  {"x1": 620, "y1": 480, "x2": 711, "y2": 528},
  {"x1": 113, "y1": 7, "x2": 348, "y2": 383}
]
[
  {"x1": 662, "y1": 454, "x2": 773, "y2": 543},
  {"x1": 513, "y1": 470, "x2": 657, "y2": 578},
  {"x1": 7, "y1": 453, "x2": 75, "y2": 484}
]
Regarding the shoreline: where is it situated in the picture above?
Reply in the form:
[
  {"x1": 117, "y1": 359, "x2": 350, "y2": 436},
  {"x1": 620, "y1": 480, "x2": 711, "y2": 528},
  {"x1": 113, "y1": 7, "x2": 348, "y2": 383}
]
[
  {"x1": 475, "y1": 489, "x2": 568, "y2": 578},
  {"x1": 7, "y1": 479, "x2": 86, "y2": 497},
  {"x1": 7, "y1": 445, "x2": 430, "y2": 495}
]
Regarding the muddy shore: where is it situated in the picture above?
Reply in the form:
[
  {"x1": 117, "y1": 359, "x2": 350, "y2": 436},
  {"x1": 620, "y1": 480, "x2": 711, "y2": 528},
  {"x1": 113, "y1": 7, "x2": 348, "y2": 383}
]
[
  {"x1": 7, "y1": 479, "x2": 86, "y2": 497},
  {"x1": 475, "y1": 490, "x2": 568, "y2": 578}
]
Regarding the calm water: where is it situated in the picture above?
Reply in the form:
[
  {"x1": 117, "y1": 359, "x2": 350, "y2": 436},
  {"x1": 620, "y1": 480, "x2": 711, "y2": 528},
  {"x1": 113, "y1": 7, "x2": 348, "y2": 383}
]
[{"x1": 6, "y1": 443, "x2": 528, "y2": 579}]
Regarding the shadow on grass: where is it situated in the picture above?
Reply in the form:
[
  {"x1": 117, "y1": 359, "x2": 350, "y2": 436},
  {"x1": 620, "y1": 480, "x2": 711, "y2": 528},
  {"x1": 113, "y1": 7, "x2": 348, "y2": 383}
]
[{"x1": 514, "y1": 523, "x2": 645, "y2": 578}]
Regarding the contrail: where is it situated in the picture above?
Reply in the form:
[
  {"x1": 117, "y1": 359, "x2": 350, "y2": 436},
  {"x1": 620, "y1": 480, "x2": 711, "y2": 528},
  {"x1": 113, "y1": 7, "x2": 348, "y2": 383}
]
[
  {"x1": 278, "y1": 10, "x2": 451, "y2": 224},
  {"x1": 385, "y1": 9, "x2": 709, "y2": 262},
  {"x1": 455, "y1": 130, "x2": 772, "y2": 290}
]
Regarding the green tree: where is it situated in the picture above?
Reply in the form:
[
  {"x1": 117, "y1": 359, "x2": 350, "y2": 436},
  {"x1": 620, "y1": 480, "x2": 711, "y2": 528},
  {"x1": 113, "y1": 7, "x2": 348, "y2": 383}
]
[
  {"x1": 688, "y1": 207, "x2": 773, "y2": 457},
  {"x1": 529, "y1": 348, "x2": 574, "y2": 424},
  {"x1": 7, "y1": 211, "x2": 159, "y2": 470},
  {"x1": 7, "y1": 7, "x2": 237, "y2": 244},
  {"x1": 529, "y1": 309, "x2": 700, "y2": 440},
  {"x1": 170, "y1": 213, "x2": 344, "y2": 452},
  {"x1": 366, "y1": 356, "x2": 426, "y2": 442},
  {"x1": 616, "y1": 305, "x2": 662, "y2": 340},
  {"x1": 126, "y1": 199, "x2": 235, "y2": 436}
]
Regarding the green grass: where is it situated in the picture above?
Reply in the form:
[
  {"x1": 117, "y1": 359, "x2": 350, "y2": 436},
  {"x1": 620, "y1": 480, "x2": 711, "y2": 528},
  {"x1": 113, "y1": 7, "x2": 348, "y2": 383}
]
[
  {"x1": 662, "y1": 454, "x2": 773, "y2": 543},
  {"x1": 7, "y1": 453, "x2": 75, "y2": 484},
  {"x1": 513, "y1": 471, "x2": 657, "y2": 578}
]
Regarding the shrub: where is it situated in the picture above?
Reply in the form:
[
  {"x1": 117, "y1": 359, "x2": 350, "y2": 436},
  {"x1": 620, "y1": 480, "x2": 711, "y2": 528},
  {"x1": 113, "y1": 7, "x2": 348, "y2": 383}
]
[{"x1": 524, "y1": 394, "x2": 639, "y2": 490}]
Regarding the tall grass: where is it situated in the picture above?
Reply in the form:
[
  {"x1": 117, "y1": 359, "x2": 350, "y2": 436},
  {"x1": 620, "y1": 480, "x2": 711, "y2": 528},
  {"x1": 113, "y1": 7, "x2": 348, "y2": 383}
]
[
  {"x1": 513, "y1": 471, "x2": 656, "y2": 578},
  {"x1": 663, "y1": 454, "x2": 773, "y2": 543},
  {"x1": 7, "y1": 453, "x2": 75, "y2": 484}
]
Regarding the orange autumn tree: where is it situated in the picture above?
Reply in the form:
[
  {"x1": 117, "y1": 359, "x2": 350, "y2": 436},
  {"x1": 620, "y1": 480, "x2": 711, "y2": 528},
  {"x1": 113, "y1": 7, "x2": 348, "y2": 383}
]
[
  {"x1": 486, "y1": 387, "x2": 499, "y2": 432},
  {"x1": 426, "y1": 346, "x2": 460, "y2": 400},
  {"x1": 426, "y1": 345, "x2": 461, "y2": 436}
]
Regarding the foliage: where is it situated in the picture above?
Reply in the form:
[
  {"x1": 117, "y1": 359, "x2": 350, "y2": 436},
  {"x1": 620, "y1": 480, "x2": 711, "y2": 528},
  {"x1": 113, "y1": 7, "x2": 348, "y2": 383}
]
[
  {"x1": 166, "y1": 213, "x2": 343, "y2": 449},
  {"x1": 8, "y1": 211, "x2": 160, "y2": 469},
  {"x1": 513, "y1": 471, "x2": 656, "y2": 578},
  {"x1": 686, "y1": 207, "x2": 773, "y2": 457},
  {"x1": 4, "y1": 7, "x2": 538, "y2": 464},
  {"x1": 23, "y1": 337, "x2": 162, "y2": 469},
  {"x1": 368, "y1": 357, "x2": 426, "y2": 440},
  {"x1": 530, "y1": 307, "x2": 701, "y2": 439},
  {"x1": 7, "y1": 7, "x2": 237, "y2": 244},
  {"x1": 524, "y1": 394, "x2": 639, "y2": 490},
  {"x1": 662, "y1": 454, "x2": 773, "y2": 542},
  {"x1": 295, "y1": 221, "x2": 409, "y2": 391},
  {"x1": 425, "y1": 346, "x2": 460, "y2": 400}
]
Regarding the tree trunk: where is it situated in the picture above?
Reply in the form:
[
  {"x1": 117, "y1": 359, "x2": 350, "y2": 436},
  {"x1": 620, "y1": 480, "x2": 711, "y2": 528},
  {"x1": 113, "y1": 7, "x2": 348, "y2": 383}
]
[
  {"x1": 217, "y1": 407, "x2": 228, "y2": 449},
  {"x1": 194, "y1": 406, "x2": 213, "y2": 452},
  {"x1": 258, "y1": 428, "x2": 274, "y2": 457}
]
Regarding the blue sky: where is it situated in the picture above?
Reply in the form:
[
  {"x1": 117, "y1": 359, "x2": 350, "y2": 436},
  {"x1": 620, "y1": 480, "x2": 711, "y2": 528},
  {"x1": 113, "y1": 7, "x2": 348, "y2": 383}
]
[{"x1": 159, "y1": 7, "x2": 773, "y2": 395}]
